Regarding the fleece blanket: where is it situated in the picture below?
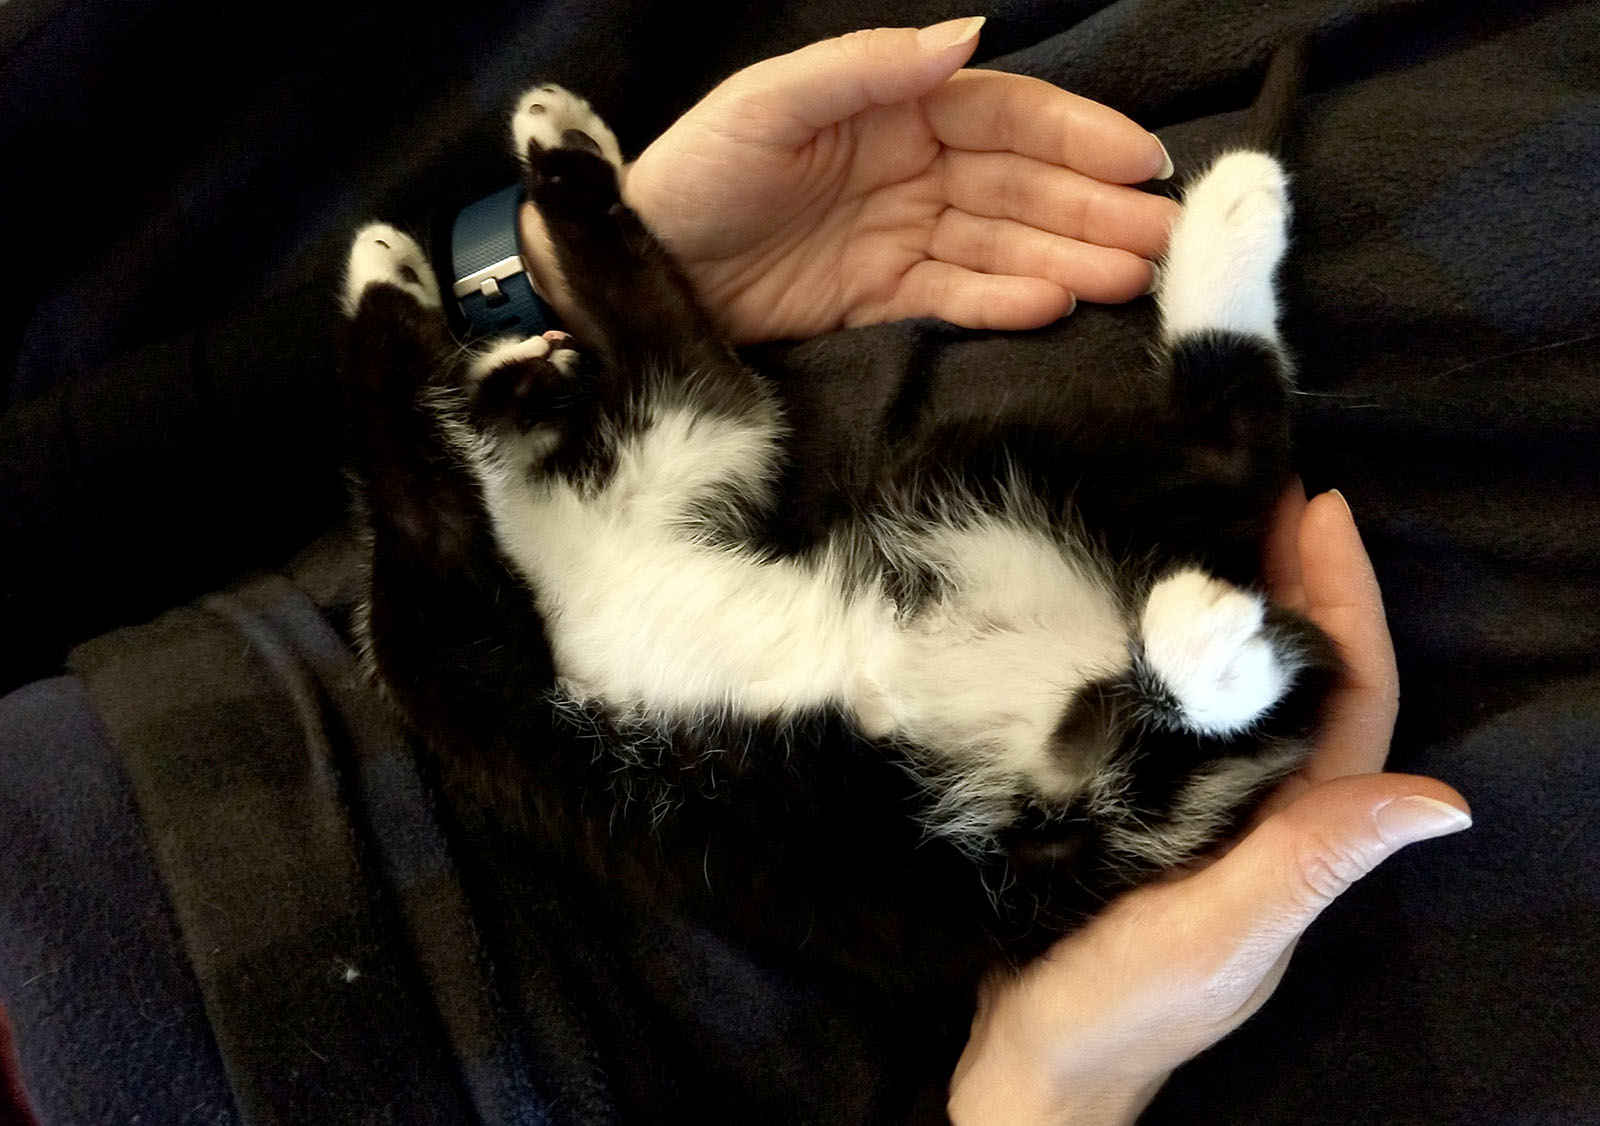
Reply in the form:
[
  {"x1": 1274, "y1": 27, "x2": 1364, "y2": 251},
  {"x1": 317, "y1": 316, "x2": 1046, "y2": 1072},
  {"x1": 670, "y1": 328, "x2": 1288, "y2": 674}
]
[{"x1": 1, "y1": 0, "x2": 1596, "y2": 1121}]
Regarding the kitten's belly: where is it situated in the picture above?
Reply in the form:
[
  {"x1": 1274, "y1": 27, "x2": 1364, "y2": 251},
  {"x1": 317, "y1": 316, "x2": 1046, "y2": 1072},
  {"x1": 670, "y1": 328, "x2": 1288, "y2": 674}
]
[
  {"x1": 491, "y1": 474, "x2": 1131, "y2": 788},
  {"x1": 856, "y1": 521, "x2": 1132, "y2": 788}
]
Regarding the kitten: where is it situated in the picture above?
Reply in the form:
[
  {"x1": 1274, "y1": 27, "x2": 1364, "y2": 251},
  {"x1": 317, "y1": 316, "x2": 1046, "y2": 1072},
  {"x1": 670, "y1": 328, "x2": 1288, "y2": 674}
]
[{"x1": 339, "y1": 85, "x2": 1337, "y2": 995}]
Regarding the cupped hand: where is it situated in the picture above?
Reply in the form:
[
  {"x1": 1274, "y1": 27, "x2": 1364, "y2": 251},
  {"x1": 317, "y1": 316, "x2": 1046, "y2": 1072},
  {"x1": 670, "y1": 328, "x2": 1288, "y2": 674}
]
[
  {"x1": 595, "y1": 20, "x2": 1176, "y2": 343},
  {"x1": 946, "y1": 488, "x2": 1472, "y2": 1125}
]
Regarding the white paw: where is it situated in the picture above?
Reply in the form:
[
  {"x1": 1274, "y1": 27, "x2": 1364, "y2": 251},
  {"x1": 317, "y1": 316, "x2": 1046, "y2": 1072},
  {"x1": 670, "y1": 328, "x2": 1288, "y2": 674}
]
[
  {"x1": 468, "y1": 329, "x2": 580, "y2": 383},
  {"x1": 511, "y1": 85, "x2": 623, "y2": 171},
  {"x1": 343, "y1": 223, "x2": 441, "y2": 315},
  {"x1": 1140, "y1": 568, "x2": 1289, "y2": 735},
  {"x1": 1158, "y1": 150, "x2": 1290, "y2": 341}
]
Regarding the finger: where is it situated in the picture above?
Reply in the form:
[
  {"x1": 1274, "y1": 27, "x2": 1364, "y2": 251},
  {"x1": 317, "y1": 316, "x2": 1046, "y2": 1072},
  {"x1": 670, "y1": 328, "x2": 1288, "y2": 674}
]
[
  {"x1": 924, "y1": 69, "x2": 1170, "y2": 184},
  {"x1": 859, "y1": 259, "x2": 1075, "y2": 330},
  {"x1": 1259, "y1": 479, "x2": 1309, "y2": 611},
  {"x1": 928, "y1": 210, "x2": 1156, "y2": 303},
  {"x1": 725, "y1": 20, "x2": 986, "y2": 144},
  {"x1": 1299, "y1": 491, "x2": 1401, "y2": 780},
  {"x1": 1189, "y1": 773, "x2": 1471, "y2": 969},
  {"x1": 941, "y1": 149, "x2": 1178, "y2": 258}
]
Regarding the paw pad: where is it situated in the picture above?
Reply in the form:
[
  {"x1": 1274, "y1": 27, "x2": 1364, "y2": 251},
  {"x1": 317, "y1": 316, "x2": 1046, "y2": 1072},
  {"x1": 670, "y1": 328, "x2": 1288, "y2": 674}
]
[
  {"x1": 343, "y1": 223, "x2": 441, "y2": 315},
  {"x1": 512, "y1": 84, "x2": 623, "y2": 171}
]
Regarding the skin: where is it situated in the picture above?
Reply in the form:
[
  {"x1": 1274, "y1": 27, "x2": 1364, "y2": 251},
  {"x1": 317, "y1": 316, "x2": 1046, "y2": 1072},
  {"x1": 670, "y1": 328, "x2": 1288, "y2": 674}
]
[{"x1": 510, "y1": 23, "x2": 1470, "y2": 1120}]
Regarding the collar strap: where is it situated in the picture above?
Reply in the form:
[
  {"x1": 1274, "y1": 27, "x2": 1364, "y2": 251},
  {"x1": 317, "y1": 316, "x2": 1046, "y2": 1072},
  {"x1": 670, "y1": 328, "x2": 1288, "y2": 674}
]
[{"x1": 448, "y1": 184, "x2": 558, "y2": 340}]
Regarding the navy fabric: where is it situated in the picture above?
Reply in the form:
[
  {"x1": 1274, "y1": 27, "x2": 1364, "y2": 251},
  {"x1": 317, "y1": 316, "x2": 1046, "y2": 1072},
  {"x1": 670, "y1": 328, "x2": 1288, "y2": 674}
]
[
  {"x1": 65, "y1": 557, "x2": 535, "y2": 1124},
  {"x1": 0, "y1": 676, "x2": 235, "y2": 1123},
  {"x1": 1, "y1": 0, "x2": 1597, "y2": 1122}
]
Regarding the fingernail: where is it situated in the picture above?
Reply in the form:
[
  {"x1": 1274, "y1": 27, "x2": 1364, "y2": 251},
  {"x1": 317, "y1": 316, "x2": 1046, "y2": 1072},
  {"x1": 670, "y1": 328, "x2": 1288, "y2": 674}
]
[
  {"x1": 917, "y1": 16, "x2": 985, "y2": 51},
  {"x1": 1374, "y1": 795, "x2": 1472, "y2": 849},
  {"x1": 1142, "y1": 261, "x2": 1160, "y2": 296},
  {"x1": 1328, "y1": 488, "x2": 1353, "y2": 520},
  {"x1": 1153, "y1": 137, "x2": 1174, "y2": 180}
]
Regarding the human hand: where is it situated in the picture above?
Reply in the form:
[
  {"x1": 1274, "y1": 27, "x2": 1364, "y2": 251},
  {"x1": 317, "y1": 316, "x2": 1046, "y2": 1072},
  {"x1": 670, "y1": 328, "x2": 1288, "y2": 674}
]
[
  {"x1": 946, "y1": 487, "x2": 1472, "y2": 1125},
  {"x1": 522, "y1": 20, "x2": 1177, "y2": 344}
]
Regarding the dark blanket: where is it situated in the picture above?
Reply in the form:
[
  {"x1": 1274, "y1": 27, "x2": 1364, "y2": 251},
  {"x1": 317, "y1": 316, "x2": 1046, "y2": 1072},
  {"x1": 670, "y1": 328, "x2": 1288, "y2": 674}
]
[{"x1": 3, "y1": 0, "x2": 1597, "y2": 1122}]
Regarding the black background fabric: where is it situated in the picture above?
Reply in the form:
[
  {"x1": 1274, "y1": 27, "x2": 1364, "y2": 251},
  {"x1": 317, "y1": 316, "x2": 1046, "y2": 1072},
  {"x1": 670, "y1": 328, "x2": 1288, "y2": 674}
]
[{"x1": 2, "y1": 0, "x2": 1597, "y2": 1122}]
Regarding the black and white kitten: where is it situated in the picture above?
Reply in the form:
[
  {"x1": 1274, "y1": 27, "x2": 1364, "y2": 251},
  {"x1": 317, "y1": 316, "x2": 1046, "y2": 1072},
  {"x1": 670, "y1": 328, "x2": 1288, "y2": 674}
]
[{"x1": 340, "y1": 85, "x2": 1338, "y2": 995}]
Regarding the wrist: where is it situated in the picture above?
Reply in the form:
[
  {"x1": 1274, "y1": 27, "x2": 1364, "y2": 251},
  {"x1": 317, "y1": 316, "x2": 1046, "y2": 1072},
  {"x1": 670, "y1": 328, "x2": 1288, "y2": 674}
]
[
  {"x1": 948, "y1": 991, "x2": 1169, "y2": 1126},
  {"x1": 948, "y1": 1055, "x2": 1166, "y2": 1126}
]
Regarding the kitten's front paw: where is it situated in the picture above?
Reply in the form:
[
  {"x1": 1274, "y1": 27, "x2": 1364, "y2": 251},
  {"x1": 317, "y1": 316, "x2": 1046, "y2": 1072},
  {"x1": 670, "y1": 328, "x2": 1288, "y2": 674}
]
[
  {"x1": 462, "y1": 330, "x2": 584, "y2": 446},
  {"x1": 468, "y1": 329, "x2": 581, "y2": 384},
  {"x1": 343, "y1": 223, "x2": 441, "y2": 315},
  {"x1": 1139, "y1": 569, "x2": 1289, "y2": 735},
  {"x1": 512, "y1": 85, "x2": 623, "y2": 173}
]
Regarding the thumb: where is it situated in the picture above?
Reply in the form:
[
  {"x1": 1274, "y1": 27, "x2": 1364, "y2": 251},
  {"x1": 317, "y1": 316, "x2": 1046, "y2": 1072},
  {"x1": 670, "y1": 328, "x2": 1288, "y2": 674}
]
[
  {"x1": 1195, "y1": 774, "x2": 1471, "y2": 960},
  {"x1": 722, "y1": 19, "x2": 985, "y2": 142}
]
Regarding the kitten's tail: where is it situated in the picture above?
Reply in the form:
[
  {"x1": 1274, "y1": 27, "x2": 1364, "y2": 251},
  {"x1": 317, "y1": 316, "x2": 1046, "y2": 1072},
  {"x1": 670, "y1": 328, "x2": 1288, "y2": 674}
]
[{"x1": 1243, "y1": 37, "x2": 1309, "y2": 153}]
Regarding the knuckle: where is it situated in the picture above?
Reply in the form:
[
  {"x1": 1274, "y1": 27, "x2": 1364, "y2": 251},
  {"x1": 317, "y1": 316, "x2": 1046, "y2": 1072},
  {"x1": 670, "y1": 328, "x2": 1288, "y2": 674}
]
[
  {"x1": 1289, "y1": 836, "x2": 1372, "y2": 907},
  {"x1": 839, "y1": 27, "x2": 893, "y2": 61},
  {"x1": 1076, "y1": 185, "x2": 1110, "y2": 242}
]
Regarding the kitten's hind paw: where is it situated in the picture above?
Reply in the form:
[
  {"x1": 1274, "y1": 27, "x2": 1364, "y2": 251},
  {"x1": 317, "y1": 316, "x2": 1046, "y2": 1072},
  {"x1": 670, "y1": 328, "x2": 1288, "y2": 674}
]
[
  {"x1": 1159, "y1": 151, "x2": 1290, "y2": 342},
  {"x1": 512, "y1": 85, "x2": 623, "y2": 173},
  {"x1": 343, "y1": 223, "x2": 442, "y2": 316},
  {"x1": 1139, "y1": 569, "x2": 1292, "y2": 736}
]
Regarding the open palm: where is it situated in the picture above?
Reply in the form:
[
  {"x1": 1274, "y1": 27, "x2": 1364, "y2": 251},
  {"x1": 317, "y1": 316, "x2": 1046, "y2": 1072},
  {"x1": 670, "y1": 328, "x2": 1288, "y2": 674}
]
[{"x1": 621, "y1": 22, "x2": 1177, "y2": 343}]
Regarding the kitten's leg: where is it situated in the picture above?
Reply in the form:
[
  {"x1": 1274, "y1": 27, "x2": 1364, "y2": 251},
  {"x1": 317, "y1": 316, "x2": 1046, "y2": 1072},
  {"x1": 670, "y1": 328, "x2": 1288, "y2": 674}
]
[
  {"x1": 460, "y1": 330, "x2": 585, "y2": 463},
  {"x1": 341, "y1": 223, "x2": 479, "y2": 558},
  {"x1": 1156, "y1": 150, "x2": 1295, "y2": 491},
  {"x1": 510, "y1": 85, "x2": 753, "y2": 388},
  {"x1": 342, "y1": 223, "x2": 565, "y2": 782},
  {"x1": 1132, "y1": 155, "x2": 1334, "y2": 736},
  {"x1": 1075, "y1": 149, "x2": 1296, "y2": 584},
  {"x1": 343, "y1": 221, "x2": 443, "y2": 316},
  {"x1": 492, "y1": 84, "x2": 780, "y2": 521}
]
